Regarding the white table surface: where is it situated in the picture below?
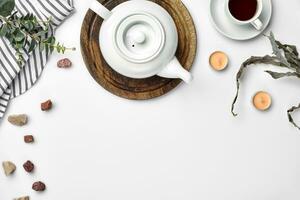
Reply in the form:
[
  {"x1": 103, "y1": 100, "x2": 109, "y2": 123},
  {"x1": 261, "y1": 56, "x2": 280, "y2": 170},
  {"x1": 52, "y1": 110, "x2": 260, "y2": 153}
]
[{"x1": 1, "y1": 0, "x2": 300, "y2": 199}]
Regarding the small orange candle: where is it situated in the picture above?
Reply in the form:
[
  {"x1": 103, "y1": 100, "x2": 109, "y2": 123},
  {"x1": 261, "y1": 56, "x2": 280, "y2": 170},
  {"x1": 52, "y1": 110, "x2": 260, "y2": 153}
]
[
  {"x1": 209, "y1": 51, "x2": 229, "y2": 71},
  {"x1": 253, "y1": 91, "x2": 272, "y2": 111}
]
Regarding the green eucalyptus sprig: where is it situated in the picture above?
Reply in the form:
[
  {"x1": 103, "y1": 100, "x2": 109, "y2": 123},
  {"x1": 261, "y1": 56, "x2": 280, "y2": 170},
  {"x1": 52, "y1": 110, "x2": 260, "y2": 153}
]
[{"x1": 0, "y1": 0, "x2": 75, "y2": 65}]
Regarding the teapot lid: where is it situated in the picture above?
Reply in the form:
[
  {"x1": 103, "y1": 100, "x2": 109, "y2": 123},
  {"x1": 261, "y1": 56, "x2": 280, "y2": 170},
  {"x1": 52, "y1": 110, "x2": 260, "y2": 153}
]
[{"x1": 114, "y1": 13, "x2": 165, "y2": 63}]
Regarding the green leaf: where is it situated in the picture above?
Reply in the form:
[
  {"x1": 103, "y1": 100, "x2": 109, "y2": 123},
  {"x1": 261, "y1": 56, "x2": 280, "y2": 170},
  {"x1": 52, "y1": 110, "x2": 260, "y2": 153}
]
[
  {"x1": 61, "y1": 46, "x2": 66, "y2": 54},
  {"x1": 14, "y1": 30, "x2": 24, "y2": 42},
  {"x1": 28, "y1": 40, "x2": 36, "y2": 53},
  {"x1": 0, "y1": 24, "x2": 9, "y2": 36},
  {"x1": 23, "y1": 21, "x2": 34, "y2": 31},
  {"x1": 7, "y1": 33, "x2": 13, "y2": 42},
  {"x1": 39, "y1": 43, "x2": 45, "y2": 51},
  {"x1": 14, "y1": 41, "x2": 23, "y2": 49},
  {"x1": 0, "y1": 0, "x2": 15, "y2": 17},
  {"x1": 47, "y1": 36, "x2": 55, "y2": 44},
  {"x1": 50, "y1": 38, "x2": 55, "y2": 46}
]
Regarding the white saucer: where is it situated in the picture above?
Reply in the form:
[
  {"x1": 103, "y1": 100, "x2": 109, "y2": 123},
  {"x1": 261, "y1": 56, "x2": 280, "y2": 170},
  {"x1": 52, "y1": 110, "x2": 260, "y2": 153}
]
[{"x1": 209, "y1": 0, "x2": 272, "y2": 40}]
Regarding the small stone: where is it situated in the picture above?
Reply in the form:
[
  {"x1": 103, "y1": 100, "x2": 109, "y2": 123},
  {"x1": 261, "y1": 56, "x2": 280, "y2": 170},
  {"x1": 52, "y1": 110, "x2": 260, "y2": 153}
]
[
  {"x1": 41, "y1": 100, "x2": 52, "y2": 111},
  {"x1": 2, "y1": 161, "x2": 16, "y2": 176},
  {"x1": 8, "y1": 114, "x2": 28, "y2": 126},
  {"x1": 32, "y1": 181, "x2": 46, "y2": 191},
  {"x1": 23, "y1": 160, "x2": 34, "y2": 173},
  {"x1": 24, "y1": 135, "x2": 34, "y2": 143},
  {"x1": 57, "y1": 58, "x2": 72, "y2": 68},
  {"x1": 14, "y1": 196, "x2": 30, "y2": 200}
]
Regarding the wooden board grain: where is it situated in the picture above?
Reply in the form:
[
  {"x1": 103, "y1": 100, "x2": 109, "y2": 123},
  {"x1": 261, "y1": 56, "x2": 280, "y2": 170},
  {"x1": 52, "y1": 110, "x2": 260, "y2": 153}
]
[{"x1": 80, "y1": 0, "x2": 197, "y2": 100}]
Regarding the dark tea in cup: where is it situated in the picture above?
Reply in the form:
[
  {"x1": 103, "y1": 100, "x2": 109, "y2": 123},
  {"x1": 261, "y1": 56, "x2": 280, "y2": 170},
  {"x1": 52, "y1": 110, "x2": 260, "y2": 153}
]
[{"x1": 229, "y1": 0, "x2": 258, "y2": 21}]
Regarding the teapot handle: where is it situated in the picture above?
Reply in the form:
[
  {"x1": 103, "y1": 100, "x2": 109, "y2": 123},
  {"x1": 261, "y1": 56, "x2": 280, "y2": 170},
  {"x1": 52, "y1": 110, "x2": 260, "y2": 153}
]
[
  {"x1": 157, "y1": 57, "x2": 193, "y2": 83},
  {"x1": 90, "y1": 0, "x2": 112, "y2": 20}
]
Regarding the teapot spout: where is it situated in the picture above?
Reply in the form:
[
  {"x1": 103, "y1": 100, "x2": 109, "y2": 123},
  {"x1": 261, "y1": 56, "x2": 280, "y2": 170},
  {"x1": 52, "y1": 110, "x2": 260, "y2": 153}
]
[
  {"x1": 90, "y1": 0, "x2": 112, "y2": 20},
  {"x1": 158, "y1": 57, "x2": 193, "y2": 83}
]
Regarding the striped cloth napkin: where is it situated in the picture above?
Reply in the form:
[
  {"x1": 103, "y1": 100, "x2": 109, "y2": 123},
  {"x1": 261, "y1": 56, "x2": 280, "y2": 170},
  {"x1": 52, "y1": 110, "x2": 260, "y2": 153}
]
[{"x1": 0, "y1": 0, "x2": 74, "y2": 119}]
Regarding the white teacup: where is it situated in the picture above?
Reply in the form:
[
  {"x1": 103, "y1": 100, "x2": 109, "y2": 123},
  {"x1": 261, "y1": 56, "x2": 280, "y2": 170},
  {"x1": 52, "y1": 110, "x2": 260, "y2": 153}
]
[{"x1": 225, "y1": 0, "x2": 263, "y2": 30}]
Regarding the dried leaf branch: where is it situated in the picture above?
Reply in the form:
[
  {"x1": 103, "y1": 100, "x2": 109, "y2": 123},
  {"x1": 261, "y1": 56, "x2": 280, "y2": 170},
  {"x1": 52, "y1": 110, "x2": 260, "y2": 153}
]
[
  {"x1": 231, "y1": 32, "x2": 300, "y2": 130},
  {"x1": 288, "y1": 103, "x2": 300, "y2": 130},
  {"x1": 231, "y1": 55, "x2": 286, "y2": 116}
]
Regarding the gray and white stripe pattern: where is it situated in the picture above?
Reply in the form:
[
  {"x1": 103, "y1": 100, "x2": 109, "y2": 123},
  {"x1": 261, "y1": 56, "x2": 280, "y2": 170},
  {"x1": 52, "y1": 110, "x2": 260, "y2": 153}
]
[{"x1": 0, "y1": 0, "x2": 74, "y2": 118}]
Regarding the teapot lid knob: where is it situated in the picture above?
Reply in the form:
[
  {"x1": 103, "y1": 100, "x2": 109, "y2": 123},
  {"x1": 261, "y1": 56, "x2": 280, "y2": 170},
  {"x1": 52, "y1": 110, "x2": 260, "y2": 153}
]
[{"x1": 131, "y1": 31, "x2": 146, "y2": 44}]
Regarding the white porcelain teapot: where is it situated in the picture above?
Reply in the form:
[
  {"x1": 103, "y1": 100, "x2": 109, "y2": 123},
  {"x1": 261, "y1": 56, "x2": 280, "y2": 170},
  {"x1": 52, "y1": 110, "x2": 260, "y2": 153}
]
[{"x1": 90, "y1": 0, "x2": 193, "y2": 83}]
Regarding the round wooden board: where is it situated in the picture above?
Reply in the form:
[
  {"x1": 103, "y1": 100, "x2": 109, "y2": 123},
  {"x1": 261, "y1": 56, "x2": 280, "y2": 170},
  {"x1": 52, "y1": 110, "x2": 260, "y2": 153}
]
[{"x1": 80, "y1": 0, "x2": 197, "y2": 100}]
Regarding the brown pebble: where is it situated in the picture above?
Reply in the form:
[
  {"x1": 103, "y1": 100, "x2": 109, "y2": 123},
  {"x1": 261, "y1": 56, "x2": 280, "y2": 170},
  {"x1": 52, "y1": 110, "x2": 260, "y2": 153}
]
[
  {"x1": 2, "y1": 161, "x2": 16, "y2": 176},
  {"x1": 14, "y1": 196, "x2": 30, "y2": 200},
  {"x1": 41, "y1": 100, "x2": 52, "y2": 111},
  {"x1": 57, "y1": 58, "x2": 72, "y2": 68},
  {"x1": 23, "y1": 160, "x2": 34, "y2": 173},
  {"x1": 32, "y1": 181, "x2": 46, "y2": 191},
  {"x1": 8, "y1": 114, "x2": 28, "y2": 126},
  {"x1": 24, "y1": 135, "x2": 34, "y2": 143}
]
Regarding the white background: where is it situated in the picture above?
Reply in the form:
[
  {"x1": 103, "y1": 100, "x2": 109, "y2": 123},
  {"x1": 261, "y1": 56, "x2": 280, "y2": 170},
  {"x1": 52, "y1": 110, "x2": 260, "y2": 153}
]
[{"x1": 1, "y1": 0, "x2": 300, "y2": 199}]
